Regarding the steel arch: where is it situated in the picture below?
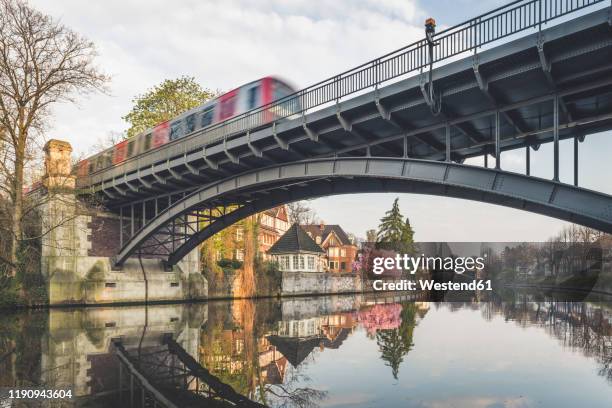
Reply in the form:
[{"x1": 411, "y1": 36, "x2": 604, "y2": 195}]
[{"x1": 113, "y1": 157, "x2": 612, "y2": 268}]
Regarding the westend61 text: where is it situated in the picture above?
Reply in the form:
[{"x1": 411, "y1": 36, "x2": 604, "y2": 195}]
[{"x1": 372, "y1": 279, "x2": 493, "y2": 291}]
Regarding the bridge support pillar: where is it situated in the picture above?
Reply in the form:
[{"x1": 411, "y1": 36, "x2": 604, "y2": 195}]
[{"x1": 39, "y1": 140, "x2": 207, "y2": 305}]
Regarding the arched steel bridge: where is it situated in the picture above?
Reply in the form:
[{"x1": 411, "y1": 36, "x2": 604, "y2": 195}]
[{"x1": 72, "y1": 0, "x2": 612, "y2": 267}]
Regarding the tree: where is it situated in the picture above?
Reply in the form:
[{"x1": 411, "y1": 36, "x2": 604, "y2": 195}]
[
  {"x1": 286, "y1": 201, "x2": 318, "y2": 225},
  {"x1": 123, "y1": 76, "x2": 217, "y2": 138},
  {"x1": 400, "y1": 218, "x2": 416, "y2": 254},
  {"x1": 377, "y1": 198, "x2": 404, "y2": 243},
  {"x1": 0, "y1": 0, "x2": 108, "y2": 276},
  {"x1": 377, "y1": 198, "x2": 415, "y2": 253},
  {"x1": 366, "y1": 229, "x2": 377, "y2": 243}
]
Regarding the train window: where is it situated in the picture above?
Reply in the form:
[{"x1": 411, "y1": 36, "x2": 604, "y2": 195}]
[
  {"x1": 185, "y1": 113, "x2": 195, "y2": 134},
  {"x1": 170, "y1": 120, "x2": 183, "y2": 141},
  {"x1": 144, "y1": 133, "x2": 152, "y2": 151},
  {"x1": 273, "y1": 82, "x2": 293, "y2": 101},
  {"x1": 201, "y1": 108, "x2": 214, "y2": 128},
  {"x1": 247, "y1": 86, "x2": 260, "y2": 110},
  {"x1": 219, "y1": 94, "x2": 236, "y2": 120},
  {"x1": 127, "y1": 140, "x2": 135, "y2": 157}
]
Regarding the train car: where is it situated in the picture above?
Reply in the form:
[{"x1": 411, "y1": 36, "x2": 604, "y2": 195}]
[{"x1": 76, "y1": 76, "x2": 299, "y2": 177}]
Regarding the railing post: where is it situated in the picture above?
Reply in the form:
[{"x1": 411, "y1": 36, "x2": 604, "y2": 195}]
[
  {"x1": 539, "y1": 0, "x2": 543, "y2": 32},
  {"x1": 495, "y1": 110, "x2": 501, "y2": 169},
  {"x1": 553, "y1": 94, "x2": 559, "y2": 182}
]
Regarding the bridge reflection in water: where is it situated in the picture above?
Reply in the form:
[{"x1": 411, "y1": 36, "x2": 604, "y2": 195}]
[{"x1": 1, "y1": 293, "x2": 612, "y2": 407}]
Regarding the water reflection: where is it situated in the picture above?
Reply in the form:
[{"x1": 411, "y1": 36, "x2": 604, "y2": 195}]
[{"x1": 1, "y1": 293, "x2": 612, "y2": 407}]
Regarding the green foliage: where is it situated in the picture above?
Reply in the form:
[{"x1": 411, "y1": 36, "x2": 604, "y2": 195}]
[
  {"x1": 123, "y1": 76, "x2": 217, "y2": 138},
  {"x1": 375, "y1": 303, "x2": 418, "y2": 380},
  {"x1": 376, "y1": 198, "x2": 416, "y2": 254},
  {"x1": 217, "y1": 258, "x2": 243, "y2": 270},
  {"x1": 255, "y1": 259, "x2": 282, "y2": 295}
]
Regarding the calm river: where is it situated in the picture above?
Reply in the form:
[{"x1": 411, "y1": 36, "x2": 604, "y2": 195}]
[{"x1": 1, "y1": 292, "x2": 611, "y2": 407}]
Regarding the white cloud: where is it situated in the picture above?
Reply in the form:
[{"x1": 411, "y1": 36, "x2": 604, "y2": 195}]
[{"x1": 29, "y1": 0, "x2": 424, "y2": 155}]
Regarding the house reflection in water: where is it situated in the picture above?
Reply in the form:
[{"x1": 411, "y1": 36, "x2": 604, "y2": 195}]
[
  {"x1": 198, "y1": 300, "x2": 359, "y2": 401},
  {"x1": 268, "y1": 312, "x2": 357, "y2": 367}
]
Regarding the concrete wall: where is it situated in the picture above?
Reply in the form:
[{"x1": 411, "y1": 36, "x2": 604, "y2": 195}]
[{"x1": 281, "y1": 271, "x2": 362, "y2": 296}]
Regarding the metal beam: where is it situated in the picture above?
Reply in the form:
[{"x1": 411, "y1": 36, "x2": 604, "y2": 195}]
[
  {"x1": 553, "y1": 94, "x2": 560, "y2": 182},
  {"x1": 114, "y1": 157, "x2": 612, "y2": 267},
  {"x1": 537, "y1": 38, "x2": 573, "y2": 122},
  {"x1": 473, "y1": 59, "x2": 528, "y2": 134}
]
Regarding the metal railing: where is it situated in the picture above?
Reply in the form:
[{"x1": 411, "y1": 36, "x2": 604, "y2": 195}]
[
  {"x1": 84, "y1": 0, "x2": 607, "y2": 184},
  {"x1": 196, "y1": 0, "x2": 606, "y2": 144}
]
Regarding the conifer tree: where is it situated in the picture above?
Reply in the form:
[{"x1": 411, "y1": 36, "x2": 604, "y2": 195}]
[{"x1": 377, "y1": 198, "x2": 404, "y2": 245}]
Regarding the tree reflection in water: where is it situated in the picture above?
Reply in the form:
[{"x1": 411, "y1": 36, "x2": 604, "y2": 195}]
[
  {"x1": 1, "y1": 295, "x2": 612, "y2": 407},
  {"x1": 198, "y1": 296, "x2": 612, "y2": 407}
]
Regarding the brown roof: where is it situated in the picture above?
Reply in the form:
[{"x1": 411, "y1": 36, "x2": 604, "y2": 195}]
[{"x1": 301, "y1": 224, "x2": 353, "y2": 246}]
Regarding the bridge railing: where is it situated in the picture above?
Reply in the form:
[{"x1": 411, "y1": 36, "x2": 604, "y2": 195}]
[
  {"x1": 83, "y1": 0, "x2": 607, "y2": 185},
  {"x1": 196, "y1": 0, "x2": 606, "y2": 144}
]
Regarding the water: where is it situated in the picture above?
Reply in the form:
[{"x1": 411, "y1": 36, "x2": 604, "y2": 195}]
[{"x1": 1, "y1": 292, "x2": 611, "y2": 407}]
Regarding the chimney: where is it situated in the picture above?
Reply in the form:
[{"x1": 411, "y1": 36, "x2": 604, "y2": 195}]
[{"x1": 319, "y1": 222, "x2": 325, "y2": 231}]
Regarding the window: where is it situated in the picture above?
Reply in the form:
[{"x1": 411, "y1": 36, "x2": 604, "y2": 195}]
[
  {"x1": 247, "y1": 86, "x2": 260, "y2": 110},
  {"x1": 273, "y1": 82, "x2": 293, "y2": 101},
  {"x1": 308, "y1": 256, "x2": 315, "y2": 270},
  {"x1": 236, "y1": 228, "x2": 244, "y2": 241},
  {"x1": 329, "y1": 247, "x2": 339, "y2": 257},
  {"x1": 236, "y1": 249, "x2": 244, "y2": 261},
  {"x1": 219, "y1": 94, "x2": 236, "y2": 120},
  {"x1": 185, "y1": 113, "x2": 196, "y2": 133},
  {"x1": 341, "y1": 262, "x2": 346, "y2": 271},
  {"x1": 127, "y1": 140, "x2": 135, "y2": 157},
  {"x1": 170, "y1": 120, "x2": 183, "y2": 141},
  {"x1": 278, "y1": 256, "x2": 288, "y2": 271},
  {"x1": 329, "y1": 261, "x2": 338, "y2": 270},
  {"x1": 293, "y1": 255, "x2": 299, "y2": 270},
  {"x1": 315, "y1": 236, "x2": 321, "y2": 244},
  {"x1": 144, "y1": 133, "x2": 152, "y2": 151},
  {"x1": 340, "y1": 248, "x2": 346, "y2": 257},
  {"x1": 201, "y1": 107, "x2": 214, "y2": 128},
  {"x1": 299, "y1": 256, "x2": 304, "y2": 269}
]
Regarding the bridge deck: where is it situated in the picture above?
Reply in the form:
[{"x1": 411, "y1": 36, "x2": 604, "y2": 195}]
[{"x1": 79, "y1": 6, "x2": 612, "y2": 209}]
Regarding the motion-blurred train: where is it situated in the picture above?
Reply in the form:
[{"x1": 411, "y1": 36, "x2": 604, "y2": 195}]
[{"x1": 76, "y1": 76, "x2": 298, "y2": 177}]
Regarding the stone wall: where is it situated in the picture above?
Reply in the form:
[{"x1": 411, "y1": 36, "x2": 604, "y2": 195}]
[
  {"x1": 281, "y1": 271, "x2": 362, "y2": 296},
  {"x1": 39, "y1": 140, "x2": 207, "y2": 305}
]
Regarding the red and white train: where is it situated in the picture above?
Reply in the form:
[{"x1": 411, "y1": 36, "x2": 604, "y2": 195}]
[{"x1": 76, "y1": 76, "x2": 298, "y2": 177}]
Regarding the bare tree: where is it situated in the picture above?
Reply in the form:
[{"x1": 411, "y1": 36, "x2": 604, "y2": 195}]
[
  {"x1": 286, "y1": 201, "x2": 319, "y2": 225},
  {"x1": 0, "y1": 0, "x2": 108, "y2": 276}
]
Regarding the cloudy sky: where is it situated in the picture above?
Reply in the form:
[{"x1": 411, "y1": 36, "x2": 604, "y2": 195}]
[{"x1": 29, "y1": 0, "x2": 611, "y2": 241}]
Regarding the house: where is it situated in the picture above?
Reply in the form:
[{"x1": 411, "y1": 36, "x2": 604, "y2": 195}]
[
  {"x1": 258, "y1": 206, "x2": 290, "y2": 258},
  {"x1": 267, "y1": 223, "x2": 326, "y2": 272},
  {"x1": 301, "y1": 223, "x2": 358, "y2": 273},
  {"x1": 216, "y1": 205, "x2": 289, "y2": 262}
]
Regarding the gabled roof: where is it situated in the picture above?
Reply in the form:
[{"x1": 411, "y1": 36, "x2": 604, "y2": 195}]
[
  {"x1": 267, "y1": 223, "x2": 324, "y2": 255},
  {"x1": 301, "y1": 224, "x2": 353, "y2": 246},
  {"x1": 263, "y1": 205, "x2": 288, "y2": 222}
]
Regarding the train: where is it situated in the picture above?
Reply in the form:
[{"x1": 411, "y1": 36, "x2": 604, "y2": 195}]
[{"x1": 76, "y1": 76, "x2": 299, "y2": 177}]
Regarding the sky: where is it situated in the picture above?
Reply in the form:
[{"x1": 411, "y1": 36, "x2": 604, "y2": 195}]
[{"x1": 28, "y1": 0, "x2": 612, "y2": 241}]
